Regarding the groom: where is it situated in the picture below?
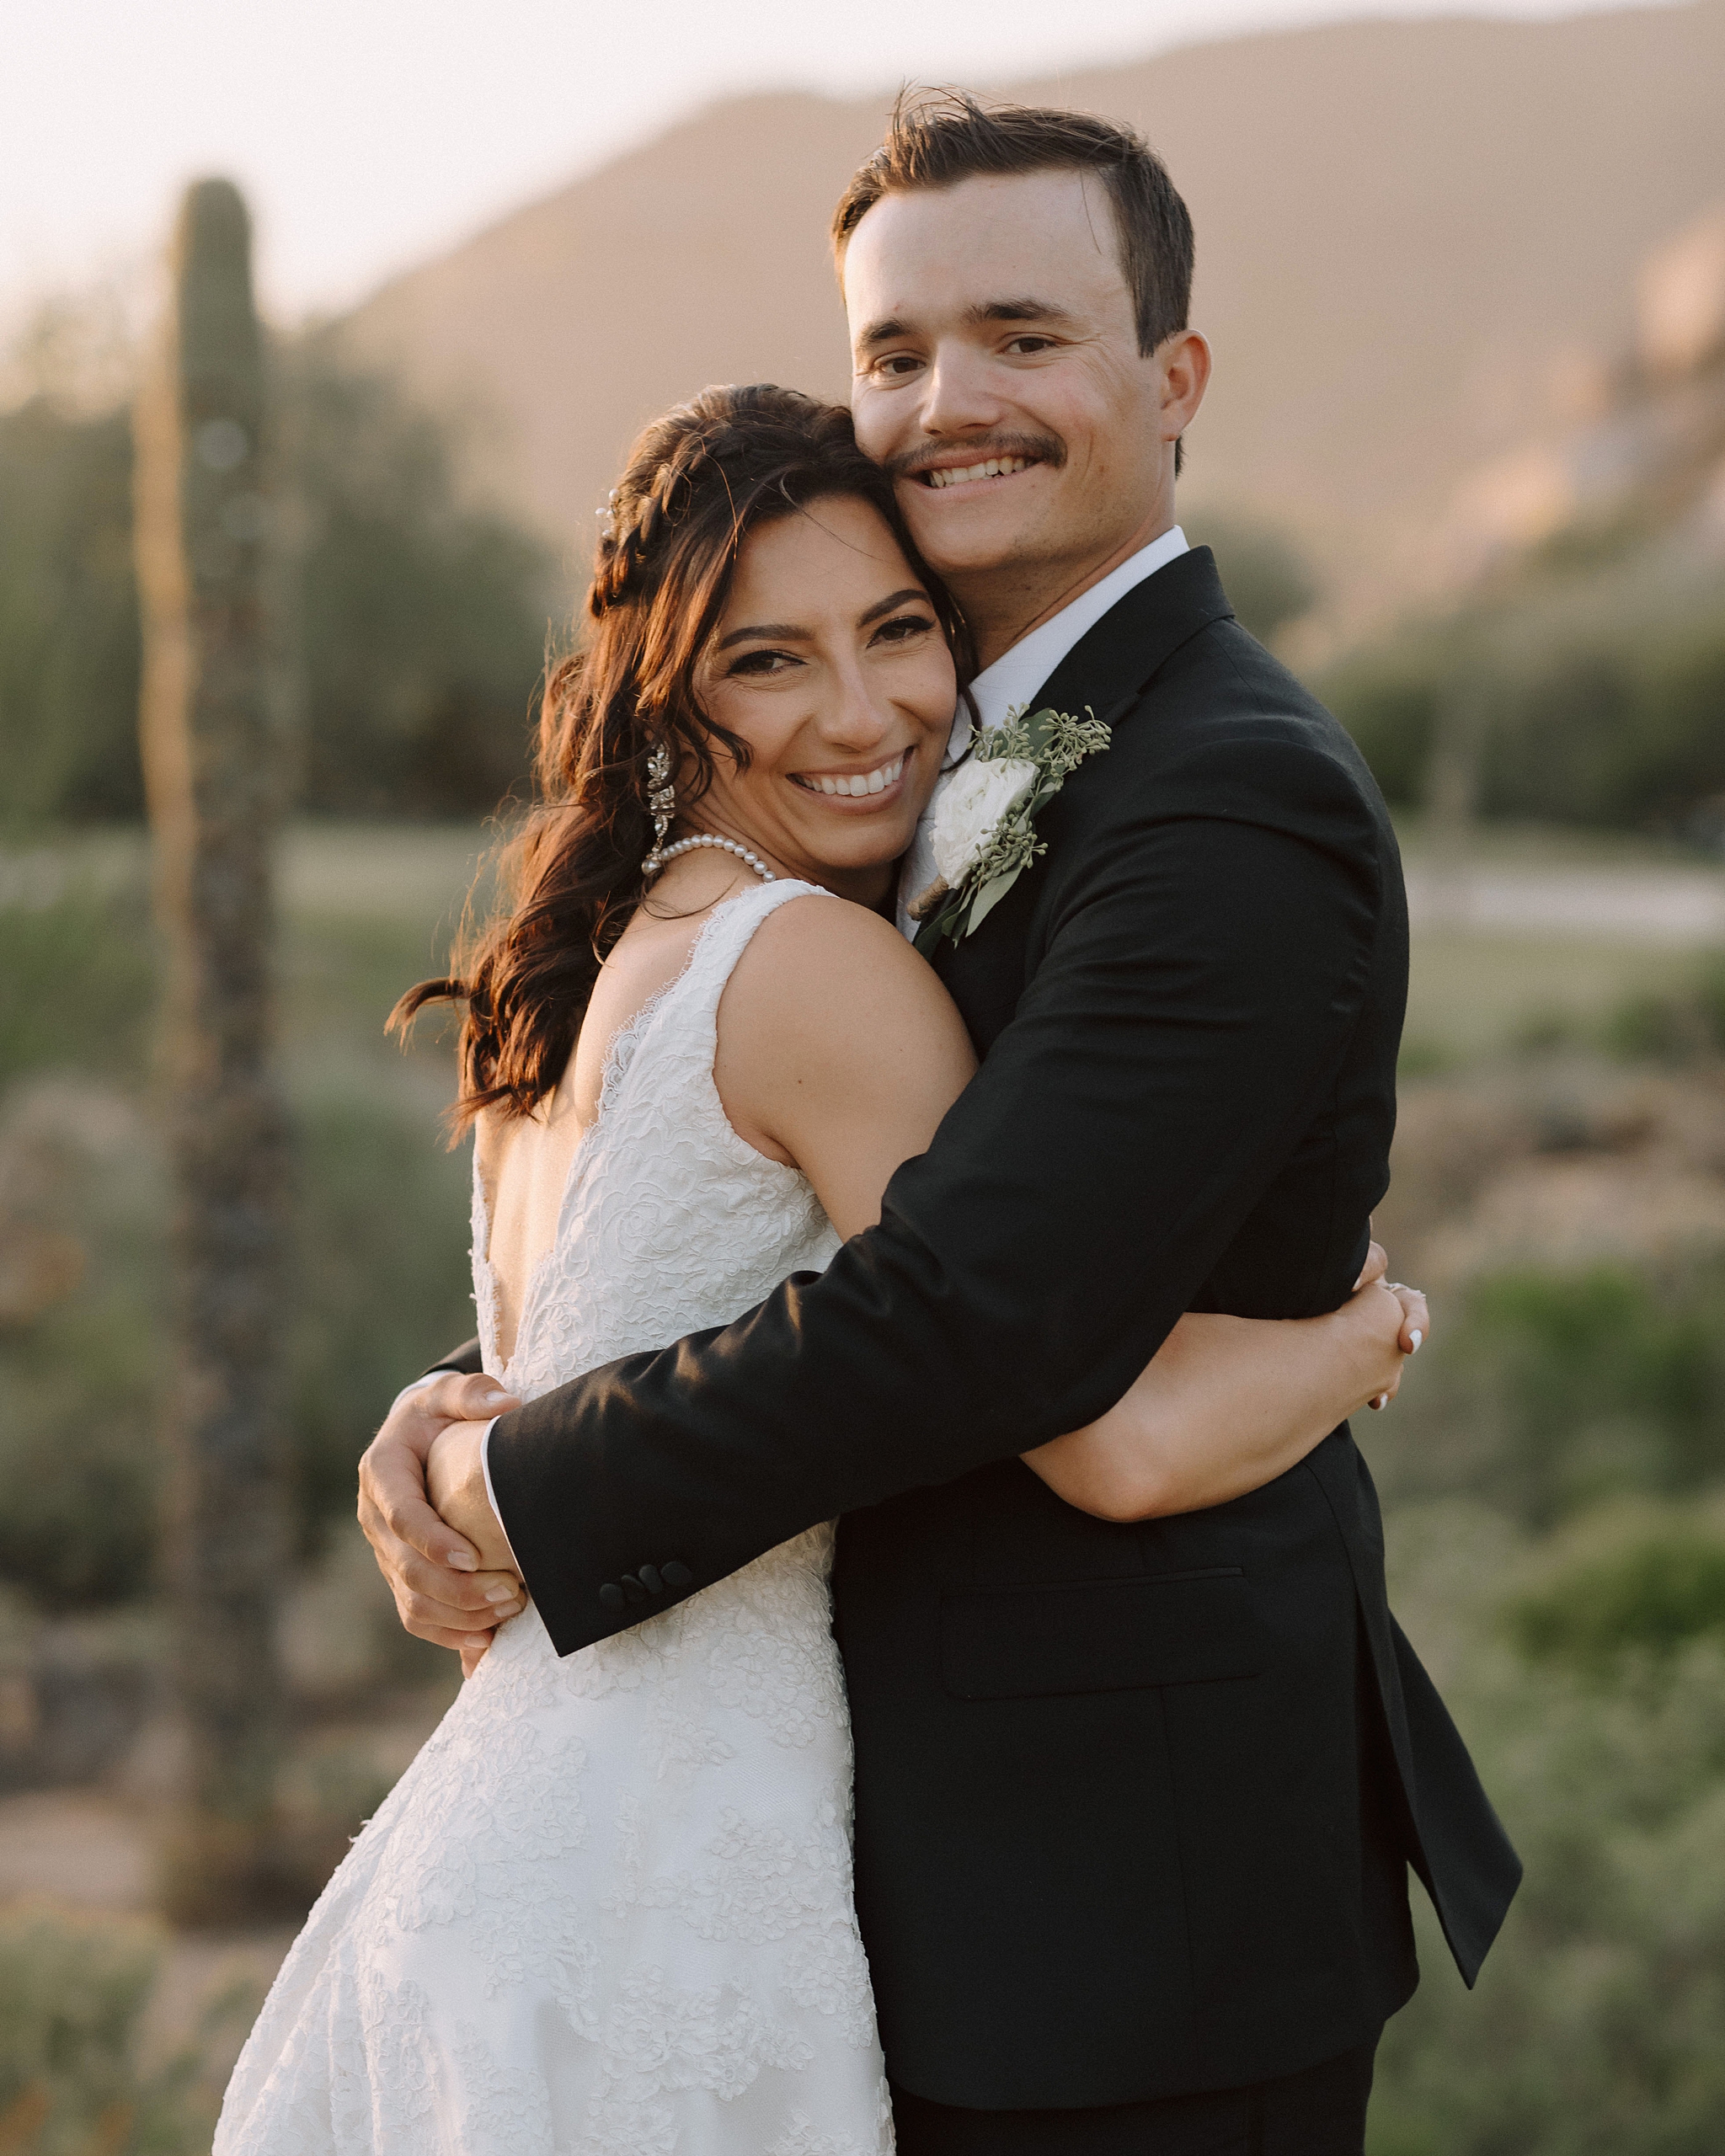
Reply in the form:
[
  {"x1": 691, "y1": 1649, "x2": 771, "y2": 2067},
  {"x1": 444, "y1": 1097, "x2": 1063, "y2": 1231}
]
[{"x1": 362, "y1": 93, "x2": 1519, "y2": 2152}]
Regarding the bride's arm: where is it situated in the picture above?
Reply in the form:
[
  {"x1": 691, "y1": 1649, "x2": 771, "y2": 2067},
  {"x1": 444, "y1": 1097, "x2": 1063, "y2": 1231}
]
[
  {"x1": 721, "y1": 897, "x2": 1425, "y2": 1522},
  {"x1": 1022, "y1": 1275, "x2": 1427, "y2": 1524}
]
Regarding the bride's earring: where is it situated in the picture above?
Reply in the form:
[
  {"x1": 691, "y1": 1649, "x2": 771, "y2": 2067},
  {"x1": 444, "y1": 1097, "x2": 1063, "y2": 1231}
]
[{"x1": 640, "y1": 743, "x2": 676, "y2": 877}]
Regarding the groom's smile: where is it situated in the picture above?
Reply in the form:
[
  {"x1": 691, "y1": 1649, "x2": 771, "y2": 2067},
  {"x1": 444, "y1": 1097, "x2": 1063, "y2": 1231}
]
[{"x1": 840, "y1": 167, "x2": 1210, "y2": 665}]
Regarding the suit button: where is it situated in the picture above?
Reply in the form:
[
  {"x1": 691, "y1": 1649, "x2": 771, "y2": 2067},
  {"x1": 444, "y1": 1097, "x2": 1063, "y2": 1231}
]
[
  {"x1": 638, "y1": 1564, "x2": 663, "y2": 1595},
  {"x1": 621, "y1": 1574, "x2": 648, "y2": 1605},
  {"x1": 599, "y1": 1582, "x2": 625, "y2": 1614},
  {"x1": 660, "y1": 1561, "x2": 692, "y2": 1591}
]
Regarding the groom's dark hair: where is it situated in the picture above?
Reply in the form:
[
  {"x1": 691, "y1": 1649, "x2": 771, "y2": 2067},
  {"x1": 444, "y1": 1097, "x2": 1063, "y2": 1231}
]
[{"x1": 832, "y1": 89, "x2": 1195, "y2": 361}]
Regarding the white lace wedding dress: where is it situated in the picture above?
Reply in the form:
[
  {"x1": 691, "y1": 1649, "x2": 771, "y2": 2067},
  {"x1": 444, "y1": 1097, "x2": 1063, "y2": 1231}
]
[{"x1": 216, "y1": 880, "x2": 895, "y2": 2155}]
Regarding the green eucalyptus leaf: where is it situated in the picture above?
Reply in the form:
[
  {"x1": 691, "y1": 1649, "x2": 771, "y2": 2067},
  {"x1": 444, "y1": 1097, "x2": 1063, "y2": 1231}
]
[
  {"x1": 966, "y1": 866, "x2": 1022, "y2": 934},
  {"x1": 919, "y1": 707, "x2": 1110, "y2": 953}
]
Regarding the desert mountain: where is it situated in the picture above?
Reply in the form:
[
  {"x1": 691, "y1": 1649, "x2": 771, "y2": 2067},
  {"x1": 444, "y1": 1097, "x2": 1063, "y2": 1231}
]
[{"x1": 345, "y1": 1, "x2": 1725, "y2": 633}]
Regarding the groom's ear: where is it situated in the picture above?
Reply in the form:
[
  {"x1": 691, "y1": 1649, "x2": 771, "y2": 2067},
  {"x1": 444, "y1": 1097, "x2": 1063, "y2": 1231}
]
[{"x1": 1156, "y1": 329, "x2": 1212, "y2": 463}]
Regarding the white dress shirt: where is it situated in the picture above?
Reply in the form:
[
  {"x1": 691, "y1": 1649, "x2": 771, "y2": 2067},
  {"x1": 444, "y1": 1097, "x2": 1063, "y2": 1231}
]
[{"x1": 895, "y1": 526, "x2": 1188, "y2": 936}]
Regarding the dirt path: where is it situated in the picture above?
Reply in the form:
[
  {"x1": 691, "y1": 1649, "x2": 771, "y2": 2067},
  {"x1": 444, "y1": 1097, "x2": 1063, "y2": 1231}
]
[{"x1": 1407, "y1": 860, "x2": 1725, "y2": 942}]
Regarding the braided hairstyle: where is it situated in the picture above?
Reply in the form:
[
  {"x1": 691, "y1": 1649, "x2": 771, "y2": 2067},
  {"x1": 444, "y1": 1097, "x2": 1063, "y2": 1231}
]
[{"x1": 392, "y1": 382, "x2": 969, "y2": 1127}]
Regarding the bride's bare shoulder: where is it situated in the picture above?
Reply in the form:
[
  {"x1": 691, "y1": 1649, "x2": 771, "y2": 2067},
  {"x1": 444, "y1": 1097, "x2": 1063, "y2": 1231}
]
[
  {"x1": 718, "y1": 889, "x2": 972, "y2": 1102},
  {"x1": 729, "y1": 889, "x2": 954, "y2": 1023}
]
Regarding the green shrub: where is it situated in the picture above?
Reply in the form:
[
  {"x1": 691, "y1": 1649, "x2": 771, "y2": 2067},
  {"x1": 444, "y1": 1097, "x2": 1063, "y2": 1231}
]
[
  {"x1": 1508, "y1": 1521, "x2": 1725, "y2": 1677},
  {"x1": 0, "y1": 1062, "x2": 471, "y2": 1602},
  {"x1": 1456, "y1": 1262, "x2": 1725, "y2": 1523},
  {"x1": 0, "y1": 1073, "x2": 165, "y2": 1609},
  {"x1": 1602, "y1": 958, "x2": 1725, "y2": 1063},
  {"x1": 1370, "y1": 1501, "x2": 1725, "y2": 2154},
  {"x1": 0, "y1": 1292, "x2": 163, "y2": 1609},
  {"x1": 1320, "y1": 578, "x2": 1725, "y2": 834},
  {"x1": 287, "y1": 1086, "x2": 474, "y2": 1545},
  {"x1": 0, "y1": 883, "x2": 156, "y2": 1091},
  {"x1": 0, "y1": 1905, "x2": 221, "y2": 2153}
]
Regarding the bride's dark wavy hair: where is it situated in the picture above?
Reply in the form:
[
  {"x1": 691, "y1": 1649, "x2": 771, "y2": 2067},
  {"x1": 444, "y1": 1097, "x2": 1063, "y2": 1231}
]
[{"x1": 390, "y1": 382, "x2": 971, "y2": 1129}]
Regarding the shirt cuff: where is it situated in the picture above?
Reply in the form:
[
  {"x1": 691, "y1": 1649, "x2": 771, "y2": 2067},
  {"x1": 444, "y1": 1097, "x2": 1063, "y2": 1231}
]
[{"x1": 479, "y1": 1417, "x2": 521, "y2": 1572}]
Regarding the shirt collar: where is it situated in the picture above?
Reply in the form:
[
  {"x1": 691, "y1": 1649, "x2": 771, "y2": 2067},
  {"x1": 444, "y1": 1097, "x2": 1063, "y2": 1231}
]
[
  {"x1": 956, "y1": 525, "x2": 1189, "y2": 753},
  {"x1": 895, "y1": 525, "x2": 1189, "y2": 939}
]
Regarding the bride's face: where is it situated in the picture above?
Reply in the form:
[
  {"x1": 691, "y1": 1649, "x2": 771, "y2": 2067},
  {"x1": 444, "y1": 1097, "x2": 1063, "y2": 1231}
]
[{"x1": 691, "y1": 495, "x2": 956, "y2": 905}]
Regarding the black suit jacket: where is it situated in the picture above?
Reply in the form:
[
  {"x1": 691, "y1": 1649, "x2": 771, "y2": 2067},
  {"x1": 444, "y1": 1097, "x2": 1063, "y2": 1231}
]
[{"x1": 453, "y1": 551, "x2": 1519, "y2": 2107}]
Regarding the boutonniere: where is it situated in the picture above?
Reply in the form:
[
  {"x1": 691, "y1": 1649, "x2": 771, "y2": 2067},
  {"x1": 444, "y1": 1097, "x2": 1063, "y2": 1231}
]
[{"x1": 910, "y1": 704, "x2": 1112, "y2": 956}]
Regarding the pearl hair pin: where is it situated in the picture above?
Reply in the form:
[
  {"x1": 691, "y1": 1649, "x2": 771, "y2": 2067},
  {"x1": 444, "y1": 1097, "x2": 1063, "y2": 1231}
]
[{"x1": 642, "y1": 833, "x2": 777, "y2": 883}]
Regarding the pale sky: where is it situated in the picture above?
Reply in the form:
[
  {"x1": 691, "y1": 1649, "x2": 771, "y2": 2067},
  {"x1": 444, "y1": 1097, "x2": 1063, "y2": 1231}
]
[{"x1": 1, "y1": 0, "x2": 1677, "y2": 333}]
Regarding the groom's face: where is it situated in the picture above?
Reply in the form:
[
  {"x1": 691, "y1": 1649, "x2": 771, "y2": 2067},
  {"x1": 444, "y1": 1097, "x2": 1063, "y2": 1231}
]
[{"x1": 843, "y1": 169, "x2": 1180, "y2": 589}]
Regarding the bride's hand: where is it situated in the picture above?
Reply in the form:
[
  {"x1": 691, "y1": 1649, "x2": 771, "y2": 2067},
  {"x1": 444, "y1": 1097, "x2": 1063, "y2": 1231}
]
[
  {"x1": 1354, "y1": 1240, "x2": 1428, "y2": 1362},
  {"x1": 1022, "y1": 1258, "x2": 1431, "y2": 1523},
  {"x1": 1343, "y1": 1273, "x2": 1429, "y2": 1412}
]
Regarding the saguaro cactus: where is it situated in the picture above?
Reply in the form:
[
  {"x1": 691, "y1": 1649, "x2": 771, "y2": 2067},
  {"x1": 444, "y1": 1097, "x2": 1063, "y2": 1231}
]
[{"x1": 134, "y1": 179, "x2": 294, "y2": 1922}]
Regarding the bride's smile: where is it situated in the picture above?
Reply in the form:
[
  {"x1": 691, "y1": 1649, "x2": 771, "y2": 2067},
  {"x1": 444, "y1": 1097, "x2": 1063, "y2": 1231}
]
[{"x1": 684, "y1": 494, "x2": 957, "y2": 905}]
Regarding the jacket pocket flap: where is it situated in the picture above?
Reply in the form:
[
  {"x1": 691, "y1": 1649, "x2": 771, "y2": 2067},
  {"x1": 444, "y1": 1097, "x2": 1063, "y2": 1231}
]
[{"x1": 941, "y1": 1568, "x2": 1258, "y2": 1701}]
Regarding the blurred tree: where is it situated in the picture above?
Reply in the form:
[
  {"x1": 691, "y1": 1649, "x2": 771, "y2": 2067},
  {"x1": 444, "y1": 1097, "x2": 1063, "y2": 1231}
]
[
  {"x1": 291, "y1": 338, "x2": 552, "y2": 815},
  {"x1": 0, "y1": 400, "x2": 142, "y2": 826},
  {"x1": 1182, "y1": 512, "x2": 1317, "y2": 646},
  {"x1": 134, "y1": 179, "x2": 296, "y2": 1924},
  {"x1": 0, "y1": 301, "x2": 554, "y2": 831},
  {"x1": 1312, "y1": 643, "x2": 1439, "y2": 808},
  {"x1": 1323, "y1": 567, "x2": 1725, "y2": 831}
]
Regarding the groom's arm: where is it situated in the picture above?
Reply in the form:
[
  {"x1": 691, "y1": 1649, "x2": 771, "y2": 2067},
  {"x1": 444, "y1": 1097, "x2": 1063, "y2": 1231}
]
[
  {"x1": 487, "y1": 734, "x2": 1391, "y2": 1656},
  {"x1": 422, "y1": 1340, "x2": 484, "y2": 1379}
]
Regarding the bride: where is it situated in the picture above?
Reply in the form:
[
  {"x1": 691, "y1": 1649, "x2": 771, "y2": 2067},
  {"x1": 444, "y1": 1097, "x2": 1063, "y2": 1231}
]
[{"x1": 216, "y1": 385, "x2": 1423, "y2": 2155}]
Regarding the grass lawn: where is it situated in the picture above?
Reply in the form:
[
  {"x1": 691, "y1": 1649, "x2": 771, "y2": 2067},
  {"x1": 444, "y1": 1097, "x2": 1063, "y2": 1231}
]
[
  {"x1": 1402, "y1": 931, "x2": 1708, "y2": 1069},
  {"x1": 10, "y1": 818, "x2": 1724, "y2": 1081}
]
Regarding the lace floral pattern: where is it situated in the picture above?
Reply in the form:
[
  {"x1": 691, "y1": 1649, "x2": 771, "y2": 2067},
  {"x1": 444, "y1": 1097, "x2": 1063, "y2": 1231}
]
[{"x1": 216, "y1": 883, "x2": 893, "y2": 2153}]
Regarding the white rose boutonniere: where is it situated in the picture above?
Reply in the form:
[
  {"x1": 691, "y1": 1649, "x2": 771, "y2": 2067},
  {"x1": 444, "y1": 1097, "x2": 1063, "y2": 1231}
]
[
  {"x1": 911, "y1": 704, "x2": 1112, "y2": 956},
  {"x1": 931, "y1": 757, "x2": 1040, "y2": 886}
]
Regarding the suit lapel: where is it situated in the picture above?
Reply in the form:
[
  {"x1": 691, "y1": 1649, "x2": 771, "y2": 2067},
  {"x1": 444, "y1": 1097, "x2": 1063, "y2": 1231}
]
[
  {"x1": 1026, "y1": 546, "x2": 1234, "y2": 728},
  {"x1": 933, "y1": 549, "x2": 1236, "y2": 1045}
]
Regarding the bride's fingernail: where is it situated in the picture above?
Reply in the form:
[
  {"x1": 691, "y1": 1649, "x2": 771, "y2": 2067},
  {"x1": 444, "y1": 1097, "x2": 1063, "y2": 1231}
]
[
  {"x1": 1408, "y1": 1330, "x2": 1423, "y2": 1353},
  {"x1": 478, "y1": 1389, "x2": 509, "y2": 1406},
  {"x1": 447, "y1": 1550, "x2": 478, "y2": 1572},
  {"x1": 484, "y1": 1582, "x2": 517, "y2": 1604}
]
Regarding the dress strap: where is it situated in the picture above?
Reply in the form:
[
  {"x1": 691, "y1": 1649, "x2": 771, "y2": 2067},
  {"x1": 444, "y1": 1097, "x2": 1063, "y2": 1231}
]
[
  {"x1": 599, "y1": 878, "x2": 832, "y2": 1113},
  {"x1": 676, "y1": 878, "x2": 830, "y2": 1017}
]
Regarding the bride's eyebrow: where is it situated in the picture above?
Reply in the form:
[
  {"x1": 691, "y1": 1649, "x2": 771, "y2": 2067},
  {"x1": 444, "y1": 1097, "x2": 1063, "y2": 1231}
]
[
  {"x1": 857, "y1": 589, "x2": 929, "y2": 627},
  {"x1": 715, "y1": 621, "x2": 809, "y2": 651},
  {"x1": 716, "y1": 590, "x2": 927, "y2": 651}
]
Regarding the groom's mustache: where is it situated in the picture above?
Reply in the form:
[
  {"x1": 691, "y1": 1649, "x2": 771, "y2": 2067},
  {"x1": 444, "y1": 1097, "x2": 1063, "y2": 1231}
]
[{"x1": 884, "y1": 431, "x2": 1067, "y2": 485}]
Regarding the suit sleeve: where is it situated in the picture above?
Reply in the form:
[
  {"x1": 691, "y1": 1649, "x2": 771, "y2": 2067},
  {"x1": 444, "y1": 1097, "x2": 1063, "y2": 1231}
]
[
  {"x1": 424, "y1": 1339, "x2": 484, "y2": 1379},
  {"x1": 490, "y1": 737, "x2": 1385, "y2": 1654}
]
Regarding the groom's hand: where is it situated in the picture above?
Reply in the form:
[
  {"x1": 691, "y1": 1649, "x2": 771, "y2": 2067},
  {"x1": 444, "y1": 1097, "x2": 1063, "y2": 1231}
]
[{"x1": 358, "y1": 1373, "x2": 526, "y2": 1654}]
